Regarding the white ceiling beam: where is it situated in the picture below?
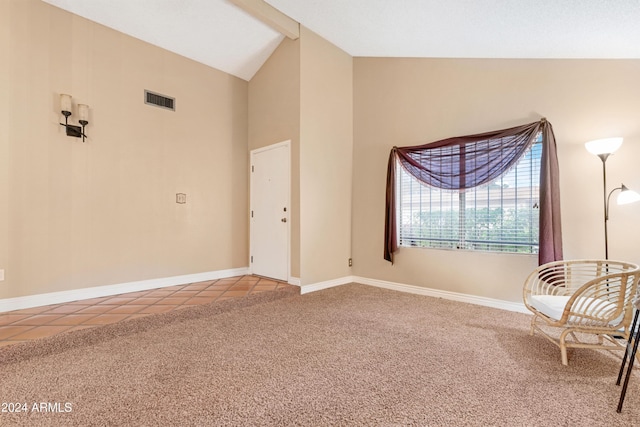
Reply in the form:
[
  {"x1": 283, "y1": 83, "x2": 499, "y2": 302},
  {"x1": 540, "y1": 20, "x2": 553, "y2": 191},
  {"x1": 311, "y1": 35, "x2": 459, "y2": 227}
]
[{"x1": 230, "y1": 0, "x2": 299, "y2": 40}]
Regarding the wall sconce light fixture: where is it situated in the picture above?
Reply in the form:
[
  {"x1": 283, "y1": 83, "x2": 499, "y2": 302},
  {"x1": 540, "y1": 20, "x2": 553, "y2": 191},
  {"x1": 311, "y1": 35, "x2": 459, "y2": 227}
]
[{"x1": 59, "y1": 94, "x2": 89, "y2": 142}]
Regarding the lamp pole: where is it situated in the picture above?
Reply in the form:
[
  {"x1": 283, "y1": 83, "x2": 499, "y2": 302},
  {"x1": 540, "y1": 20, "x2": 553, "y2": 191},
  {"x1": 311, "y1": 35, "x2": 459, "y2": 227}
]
[
  {"x1": 586, "y1": 137, "x2": 623, "y2": 259},
  {"x1": 598, "y1": 153, "x2": 610, "y2": 260}
]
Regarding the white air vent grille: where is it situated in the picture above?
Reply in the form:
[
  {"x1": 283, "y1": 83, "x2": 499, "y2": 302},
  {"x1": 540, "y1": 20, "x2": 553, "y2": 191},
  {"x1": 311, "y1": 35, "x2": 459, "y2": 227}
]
[{"x1": 145, "y1": 90, "x2": 175, "y2": 111}]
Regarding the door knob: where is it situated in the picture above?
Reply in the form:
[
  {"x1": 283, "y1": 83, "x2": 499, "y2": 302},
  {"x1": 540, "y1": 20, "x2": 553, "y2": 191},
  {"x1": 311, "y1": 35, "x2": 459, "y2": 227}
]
[{"x1": 281, "y1": 218, "x2": 287, "y2": 223}]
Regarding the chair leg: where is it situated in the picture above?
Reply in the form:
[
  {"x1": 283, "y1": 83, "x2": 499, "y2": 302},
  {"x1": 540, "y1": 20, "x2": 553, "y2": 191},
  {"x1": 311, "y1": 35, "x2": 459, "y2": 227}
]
[
  {"x1": 529, "y1": 315, "x2": 537, "y2": 336},
  {"x1": 617, "y1": 321, "x2": 640, "y2": 412},
  {"x1": 560, "y1": 329, "x2": 571, "y2": 366},
  {"x1": 617, "y1": 310, "x2": 639, "y2": 385}
]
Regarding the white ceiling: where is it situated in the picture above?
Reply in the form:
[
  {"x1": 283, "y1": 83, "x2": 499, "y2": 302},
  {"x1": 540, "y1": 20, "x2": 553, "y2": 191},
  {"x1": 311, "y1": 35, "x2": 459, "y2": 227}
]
[
  {"x1": 42, "y1": 0, "x2": 640, "y2": 81},
  {"x1": 41, "y1": 0, "x2": 285, "y2": 80}
]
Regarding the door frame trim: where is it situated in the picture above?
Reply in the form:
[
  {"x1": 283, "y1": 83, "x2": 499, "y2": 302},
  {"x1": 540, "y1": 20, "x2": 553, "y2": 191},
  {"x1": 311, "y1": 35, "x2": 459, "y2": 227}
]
[{"x1": 249, "y1": 140, "x2": 291, "y2": 281}]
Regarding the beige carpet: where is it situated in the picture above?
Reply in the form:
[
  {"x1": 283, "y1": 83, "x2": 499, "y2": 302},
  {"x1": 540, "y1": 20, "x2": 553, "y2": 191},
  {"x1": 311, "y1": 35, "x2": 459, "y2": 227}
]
[{"x1": 0, "y1": 283, "x2": 638, "y2": 426}]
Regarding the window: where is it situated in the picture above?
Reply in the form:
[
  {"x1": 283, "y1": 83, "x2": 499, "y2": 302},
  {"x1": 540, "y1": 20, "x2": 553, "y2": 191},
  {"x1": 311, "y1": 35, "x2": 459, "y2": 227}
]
[
  {"x1": 397, "y1": 136, "x2": 542, "y2": 254},
  {"x1": 385, "y1": 119, "x2": 561, "y2": 264}
]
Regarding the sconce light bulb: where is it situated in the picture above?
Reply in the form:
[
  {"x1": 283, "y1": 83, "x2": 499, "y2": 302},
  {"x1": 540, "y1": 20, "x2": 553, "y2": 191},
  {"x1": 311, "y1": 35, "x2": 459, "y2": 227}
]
[
  {"x1": 60, "y1": 93, "x2": 73, "y2": 115},
  {"x1": 78, "y1": 104, "x2": 89, "y2": 125}
]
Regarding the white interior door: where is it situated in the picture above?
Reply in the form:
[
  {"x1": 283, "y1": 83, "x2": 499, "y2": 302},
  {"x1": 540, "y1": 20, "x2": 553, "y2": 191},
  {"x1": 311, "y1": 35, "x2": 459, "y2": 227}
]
[{"x1": 250, "y1": 142, "x2": 290, "y2": 281}]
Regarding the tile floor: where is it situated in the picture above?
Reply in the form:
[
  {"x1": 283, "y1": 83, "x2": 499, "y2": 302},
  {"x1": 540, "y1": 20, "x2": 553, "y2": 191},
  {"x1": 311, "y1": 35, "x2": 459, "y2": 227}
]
[{"x1": 0, "y1": 275, "x2": 297, "y2": 348}]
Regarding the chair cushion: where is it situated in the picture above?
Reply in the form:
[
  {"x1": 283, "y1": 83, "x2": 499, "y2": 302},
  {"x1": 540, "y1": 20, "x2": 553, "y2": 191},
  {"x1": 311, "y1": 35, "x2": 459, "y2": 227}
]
[{"x1": 530, "y1": 295, "x2": 623, "y2": 325}]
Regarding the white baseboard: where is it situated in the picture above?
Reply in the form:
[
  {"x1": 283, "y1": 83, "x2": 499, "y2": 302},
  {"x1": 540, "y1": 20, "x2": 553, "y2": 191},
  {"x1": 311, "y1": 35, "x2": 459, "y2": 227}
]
[
  {"x1": 353, "y1": 276, "x2": 529, "y2": 314},
  {"x1": 299, "y1": 275, "x2": 528, "y2": 314},
  {"x1": 288, "y1": 276, "x2": 301, "y2": 286},
  {"x1": 299, "y1": 276, "x2": 354, "y2": 294},
  {"x1": 0, "y1": 267, "x2": 250, "y2": 313},
  {"x1": 1, "y1": 269, "x2": 529, "y2": 315}
]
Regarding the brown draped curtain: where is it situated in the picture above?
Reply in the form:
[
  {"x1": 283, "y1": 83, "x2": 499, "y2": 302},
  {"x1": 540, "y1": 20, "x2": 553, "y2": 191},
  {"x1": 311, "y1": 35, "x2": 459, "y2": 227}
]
[{"x1": 384, "y1": 118, "x2": 562, "y2": 265}]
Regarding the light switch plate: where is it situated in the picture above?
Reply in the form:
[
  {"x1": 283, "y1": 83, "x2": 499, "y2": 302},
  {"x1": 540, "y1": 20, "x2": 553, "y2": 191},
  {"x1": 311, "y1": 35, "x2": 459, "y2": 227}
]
[{"x1": 176, "y1": 193, "x2": 187, "y2": 204}]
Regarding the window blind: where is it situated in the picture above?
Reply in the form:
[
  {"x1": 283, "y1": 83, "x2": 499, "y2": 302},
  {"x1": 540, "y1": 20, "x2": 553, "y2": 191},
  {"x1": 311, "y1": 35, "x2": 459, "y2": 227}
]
[{"x1": 397, "y1": 138, "x2": 542, "y2": 253}]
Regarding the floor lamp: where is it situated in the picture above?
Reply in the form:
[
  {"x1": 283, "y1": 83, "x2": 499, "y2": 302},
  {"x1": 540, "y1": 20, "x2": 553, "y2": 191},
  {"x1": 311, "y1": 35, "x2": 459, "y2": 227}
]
[
  {"x1": 584, "y1": 137, "x2": 640, "y2": 260},
  {"x1": 585, "y1": 137, "x2": 640, "y2": 412}
]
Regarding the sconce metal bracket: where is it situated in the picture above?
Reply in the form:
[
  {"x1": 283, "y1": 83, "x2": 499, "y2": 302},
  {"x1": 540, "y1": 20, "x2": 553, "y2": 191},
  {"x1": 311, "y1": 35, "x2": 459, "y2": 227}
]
[{"x1": 64, "y1": 124, "x2": 83, "y2": 138}]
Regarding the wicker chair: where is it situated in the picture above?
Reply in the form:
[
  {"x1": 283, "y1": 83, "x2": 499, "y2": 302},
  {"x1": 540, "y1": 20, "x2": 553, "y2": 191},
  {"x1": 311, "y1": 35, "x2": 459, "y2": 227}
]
[{"x1": 523, "y1": 259, "x2": 640, "y2": 365}]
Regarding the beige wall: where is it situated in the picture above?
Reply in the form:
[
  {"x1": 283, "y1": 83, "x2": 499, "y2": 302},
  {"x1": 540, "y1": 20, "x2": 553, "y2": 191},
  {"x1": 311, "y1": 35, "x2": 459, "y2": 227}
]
[
  {"x1": 353, "y1": 58, "x2": 640, "y2": 302},
  {"x1": 1, "y1": 0, "x2": 249, "y2": 299},
  {"x1": 248, "y1": 37, "x2": 301, "y2": 278},
  {"x1": 299, "y1": 27, "x2": 353, "y2": 285},
  {"x1": 5, "y1": 3, "x2": 640, "y2": 304},
  {"x1": 0, "y1": 1, "x2": 9, "y2": 288}
]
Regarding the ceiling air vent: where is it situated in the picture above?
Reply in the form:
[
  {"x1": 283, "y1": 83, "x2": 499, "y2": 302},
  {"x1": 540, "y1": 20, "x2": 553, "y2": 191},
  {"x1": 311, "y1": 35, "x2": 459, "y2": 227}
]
[{"x1": 144, "y1": 90, "x2": 175, "y2": 111}]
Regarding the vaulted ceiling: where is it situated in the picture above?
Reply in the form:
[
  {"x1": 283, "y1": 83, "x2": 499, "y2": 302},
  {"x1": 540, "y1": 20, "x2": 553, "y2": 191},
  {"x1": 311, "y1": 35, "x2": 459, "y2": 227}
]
[{"x1": 42, "y1": 0, "x2": 640, "y2": 81}]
